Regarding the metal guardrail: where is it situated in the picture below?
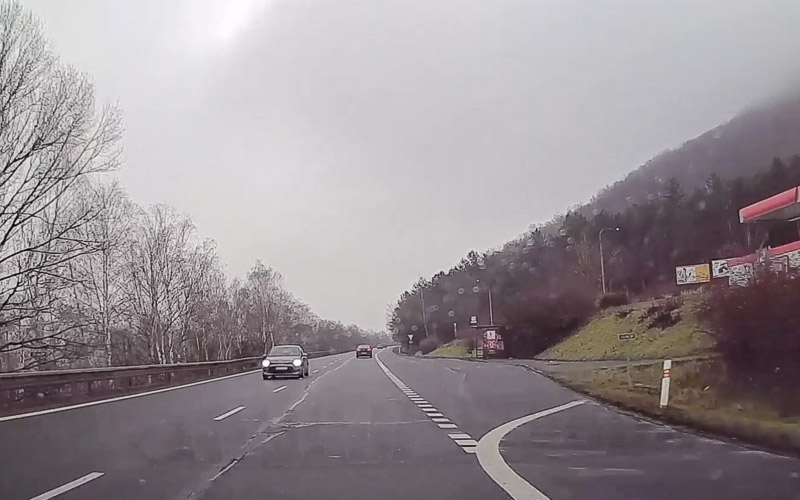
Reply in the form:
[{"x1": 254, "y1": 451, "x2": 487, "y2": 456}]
[{"x1": 0, "y1": 349, "x2": 341, "y2": 413}]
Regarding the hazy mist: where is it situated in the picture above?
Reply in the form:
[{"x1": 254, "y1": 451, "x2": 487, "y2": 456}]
[{"x1": 22, "y1": 0, "x2": 800, "y2": 329}]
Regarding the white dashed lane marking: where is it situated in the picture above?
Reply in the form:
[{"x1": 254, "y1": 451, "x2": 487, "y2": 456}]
[
  {"x1": 29, "y1": 472, "x2": 104, "y2": 500},
  {"x1": 213, "y1": 406, "x2": 246, "y2": 421},
  {"x1": 272, "y1": 385, "x2": 287, "y2": 393},
  {"x1": 374, "y1": 351, "x2": 479, "y2": 456},
  {"x1": 448, "y1": 433, "x2": 472, "y2": 439}
]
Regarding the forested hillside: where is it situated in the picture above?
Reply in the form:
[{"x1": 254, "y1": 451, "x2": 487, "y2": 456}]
[
  {"x1": 389, "y1": 156, "x2": 800, "y2": 357},
  {"x1": 587, "y1": 89, "x2": 800, "y2": 216}
]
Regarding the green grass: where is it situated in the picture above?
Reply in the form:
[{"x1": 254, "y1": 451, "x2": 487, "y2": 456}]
[
  {"x1": 538, "y1": 297, "x2": 715, "y2": 361},
  {"x1": 553, "y1": 359, "x2": 800, "y2": 453},
  {"x1": 427, "y1": 340, "x2": 472, "y2": 358}
]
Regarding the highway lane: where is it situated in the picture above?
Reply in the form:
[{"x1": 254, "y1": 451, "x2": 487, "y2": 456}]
[
  {"x1": 198, "y1": 349, "x2": 507, "y2": 500},
  {"x1": 0, "y1": 353, "x2": 352, "y2": 500},
  {"x1": 2, "y1": 348, "x2": 800, "y2": 500},
  {"x1": 380, "y1": 351, "x2": 800, "y2": 500}
]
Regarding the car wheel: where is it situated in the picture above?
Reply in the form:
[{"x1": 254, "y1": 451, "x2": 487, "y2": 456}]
[
  {"x1": 262, "y1": 374, "x2": 269, "y2": 380},
  {"x1": 298, "y1": 370, "x2": 304, "y2": 379},
  {"x1": 305, "y1": 366, "x2": 310, "y2": 377}
]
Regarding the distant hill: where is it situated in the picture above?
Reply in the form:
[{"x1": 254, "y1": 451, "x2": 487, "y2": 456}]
[{"x1": 585, "y1": 88, "x2": 800, "y2": 215}]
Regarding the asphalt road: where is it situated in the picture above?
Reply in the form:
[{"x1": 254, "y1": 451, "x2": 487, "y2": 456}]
[{"x1": 1, "y1": 349, "x2": 798, "y2": 500}]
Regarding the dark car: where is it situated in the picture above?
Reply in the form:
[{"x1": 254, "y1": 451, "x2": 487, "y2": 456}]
[
  {"x1": 355, "y1": 344, "x2": 373, "y2": 358},
  {"x1": 262, "y1": 345, "x2": 309, "y2": 380}
]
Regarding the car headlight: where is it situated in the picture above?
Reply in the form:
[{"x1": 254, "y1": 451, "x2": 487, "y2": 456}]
[
  {"x1": 292, "y1": 359, "x2": 302, "y2": 367},
  {"x1": 261, "y1": 359, "x2": 270, "y2": 368}
]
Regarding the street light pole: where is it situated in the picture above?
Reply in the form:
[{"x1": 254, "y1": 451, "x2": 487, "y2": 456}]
[
  {"x1": 476, "y1": 278, "x2": 495, "y2": 326},
  {"x1": 488, "y1": 288, "x2": 494, "y2": 326},
  {"x1": 599, "y1": 227, "x2": 620, "y2": 294},
  {"x1": 420, "y1": 287, "x2": 430, "y2": 338}
]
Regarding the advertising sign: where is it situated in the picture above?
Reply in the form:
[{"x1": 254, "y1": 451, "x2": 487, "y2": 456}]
[
  {"x1": 728, "y1": 263, "x2": 754, "y2": 287},
  {"x1": 482, "y1": 329, "x2": 504, "y2": 356},
  {"x1": 711, "y1": 260, "x2": 730, "y2": 278},
  {"x1": 676, "y1": 264, "x2": 711, "y2": 285}
]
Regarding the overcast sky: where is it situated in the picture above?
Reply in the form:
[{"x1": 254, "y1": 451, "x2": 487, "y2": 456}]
[{"x1": 22, "y1": 0, "x2": 800, "y2": 330}]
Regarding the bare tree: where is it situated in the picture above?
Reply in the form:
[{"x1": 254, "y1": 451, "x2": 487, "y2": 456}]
[
  {"x1": 124, "y1": 205, "x2": 218, "y2": 364},
  {"x1": 0, "y1": 2, "x2": 122, "y2": 366},
  {"x1": 66, "y1": 181, "x2": 133, "y2": 365}
]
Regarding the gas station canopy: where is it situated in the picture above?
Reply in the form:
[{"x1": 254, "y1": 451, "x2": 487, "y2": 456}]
[{"x1": 739, "y1": 186, "x2": 800, "y2": 223}]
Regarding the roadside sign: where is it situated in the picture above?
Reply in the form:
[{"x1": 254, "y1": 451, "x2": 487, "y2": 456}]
[
  {"x1": 676, "y1": 263, "x2": 710, "y2": 285},
  {"x1": 469, "y1": 315, "x2": 478, "y2": 326},
  {"x1": 618, "y1": 333, "x2": 636, "y2": 341},
  {"x1": 711, "y1": 259, "x2": 730, "y2": 278},
  {"x1": 407, "y1": 334, "x2": 414, "y2": 343}
]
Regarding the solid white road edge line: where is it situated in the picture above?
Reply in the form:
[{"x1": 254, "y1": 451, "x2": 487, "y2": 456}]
[
  {"x1": 0, "y1": 369, "x2": 260, "y2": 424},
  {"x1": 214, "y1": 405, "x2": 246, "y2": 421},
  {"x1": 29, "y1": 472, "x2": 104, "y2": 500},
  {"x1": 272, "y1": 385, "x2": 287, "y2": 393},
  {"x1": 476, "y1": 400, "x2": 586, "y2": 500}
]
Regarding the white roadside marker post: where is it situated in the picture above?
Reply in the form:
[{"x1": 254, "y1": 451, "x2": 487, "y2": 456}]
[{"x1": 659, "y1": 359, "x2": 672, "y2": 408}]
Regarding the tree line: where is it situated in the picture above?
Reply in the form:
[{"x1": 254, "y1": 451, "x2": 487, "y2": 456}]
[
  {"x1": 0, "y1": 2, "x2": 381, "y2": 372},
  {"x1": 389, "y1": 151, "x2": 800, "y2": 356}
]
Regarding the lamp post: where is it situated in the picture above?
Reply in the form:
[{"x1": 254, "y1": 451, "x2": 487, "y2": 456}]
[
  {"x1": 599, "y1": 227, "x2": 620, "y2": 294},
  {"x1": 475, "y1": 279, "x2": 494, "y2": 325}
]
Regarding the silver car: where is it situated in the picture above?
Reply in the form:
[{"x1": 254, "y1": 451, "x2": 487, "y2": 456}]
[{"x1": 261, "y1": 345, "x2": 309, "y2": 380}]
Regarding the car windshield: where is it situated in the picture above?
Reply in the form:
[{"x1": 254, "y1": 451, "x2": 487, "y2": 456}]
[
  {"x1": 268, "y1": 346, "x2": 301, "y2": 357},
  {"x1": 6, "y1": 2, "x2": 800, "y2": 499}
]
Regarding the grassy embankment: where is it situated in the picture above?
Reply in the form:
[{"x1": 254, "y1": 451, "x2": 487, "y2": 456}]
[
  {"x1": 427, "y1": 338, "x2": 472, "y2": 357},
  {"x1": 556, "y1": 360, "x2": 800, "y2": 453},
  {"x1": 538, "y1": 296, "x2": 715, "y2": 361},
  {"x1": 542, "y1": 297, "x2": 800, "y2": 453}
]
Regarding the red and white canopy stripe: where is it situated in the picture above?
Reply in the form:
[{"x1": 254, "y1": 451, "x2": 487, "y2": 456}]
[{"x1": 739, "y1": 186, "x2": 800, "y2": 223}]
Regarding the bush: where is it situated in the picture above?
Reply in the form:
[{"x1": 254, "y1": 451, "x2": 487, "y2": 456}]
[
  {"x1": 615, "y1": 309, "x2": 632, "y2": 319},
  {"x1": 646, "y1": 310, "x2": 680, "y2": 330},
  {"x1": 598, "y1": 292, "x2": 629, "y2": 308},
  {"x1": 418, "y1": 337, "x2": 441, "y2": 355},
  {"x1": 501, "y1": 288, "x2": 595, "y2": 357},
  {"x1": 663, "y1": 297, "x2": 683, "y2": 312},
  {"x1": 704, "y1": 275, "x2": 800, "y2": 412}
]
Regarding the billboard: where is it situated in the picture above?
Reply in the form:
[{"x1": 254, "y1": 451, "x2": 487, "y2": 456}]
[
  {"x1": 711, "y1": 259, "x2": 730, "y2": 278},
  {"x1": 676, "y1": 264, "x2": 711, "y2": 285}
]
